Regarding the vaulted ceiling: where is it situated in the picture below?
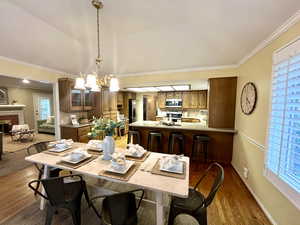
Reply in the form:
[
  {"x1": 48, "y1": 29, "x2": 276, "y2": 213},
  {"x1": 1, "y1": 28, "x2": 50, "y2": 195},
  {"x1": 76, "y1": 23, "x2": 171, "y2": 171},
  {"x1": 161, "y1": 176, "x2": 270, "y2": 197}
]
[{"x1": 0, "y1": 0, "x2": 299, "y2": 76}]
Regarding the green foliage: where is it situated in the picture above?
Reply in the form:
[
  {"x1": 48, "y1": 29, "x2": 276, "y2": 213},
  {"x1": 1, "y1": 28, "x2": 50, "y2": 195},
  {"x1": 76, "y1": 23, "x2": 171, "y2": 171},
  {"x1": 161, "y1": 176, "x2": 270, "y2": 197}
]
[{"x1": 88, "y1": 117, "x2": 123, "y2": 137}]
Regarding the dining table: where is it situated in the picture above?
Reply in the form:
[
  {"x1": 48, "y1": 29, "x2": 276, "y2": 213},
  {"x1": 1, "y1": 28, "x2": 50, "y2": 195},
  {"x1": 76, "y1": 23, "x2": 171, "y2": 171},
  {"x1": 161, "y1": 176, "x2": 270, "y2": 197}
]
[{"x1": 25, "y1": 142, "x2": 190, "y2": 225}]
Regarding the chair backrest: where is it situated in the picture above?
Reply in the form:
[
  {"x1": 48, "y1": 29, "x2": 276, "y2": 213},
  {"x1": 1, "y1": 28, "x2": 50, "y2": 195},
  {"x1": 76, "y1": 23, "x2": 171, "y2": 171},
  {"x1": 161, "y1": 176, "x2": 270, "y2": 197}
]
[
  {"x1": 104, "y1": 192, "x2": 138, "y2": 225},
  {"x1": 27, "y1": 141, "x2": 50, "y2": 155},
  {"x1": 203, "y1": 163, "x2": 224, "y2": 207},
  {"x1": 40, "y1": 176, "x2": 84, "y2": 206},
  {"x1": 194, "y1": 163, "x2": 224, "y2": 208}
]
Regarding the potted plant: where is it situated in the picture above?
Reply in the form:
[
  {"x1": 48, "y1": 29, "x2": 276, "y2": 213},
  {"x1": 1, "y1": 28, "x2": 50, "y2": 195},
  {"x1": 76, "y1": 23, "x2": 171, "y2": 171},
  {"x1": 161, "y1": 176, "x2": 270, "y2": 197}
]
[{"x1": 88, "y1": 117, "x2": 122, "y2": 160}]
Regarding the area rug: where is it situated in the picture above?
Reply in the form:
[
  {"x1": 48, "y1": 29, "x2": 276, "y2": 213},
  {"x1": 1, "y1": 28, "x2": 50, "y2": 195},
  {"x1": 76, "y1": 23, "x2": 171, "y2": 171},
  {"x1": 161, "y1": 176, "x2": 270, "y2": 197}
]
[{"x1": 3, "y1": 133, "x2": 55, "y2": 153}]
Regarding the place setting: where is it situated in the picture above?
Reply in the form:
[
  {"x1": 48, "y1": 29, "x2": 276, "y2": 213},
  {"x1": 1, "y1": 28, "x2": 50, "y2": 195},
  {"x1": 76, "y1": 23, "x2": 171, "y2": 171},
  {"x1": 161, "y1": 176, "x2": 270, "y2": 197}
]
[
  {"x1": 56, "y1": 148, "x2": 98, "y2": 169},
  {"x1": 150, "y1": 155, "x2": 186, "y2": 179},
  {"x1": 124, "y1": 143, "x2": 150, "y2": 162},
  {"x1": 86, "y1": 140, "x2": 104, "y2": 155},
  {"x1": 99, "y1": 152, "x2": 139, "y2": 181},
  {"x1": 44, "y1": 139, "x2": 74, "y2": 156}
]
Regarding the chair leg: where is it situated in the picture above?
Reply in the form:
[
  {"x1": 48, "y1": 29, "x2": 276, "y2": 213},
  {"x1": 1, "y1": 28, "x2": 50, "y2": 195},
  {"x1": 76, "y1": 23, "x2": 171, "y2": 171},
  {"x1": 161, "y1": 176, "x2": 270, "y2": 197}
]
[
  {"x1": 35, "y1": 171, "x2": 43, "y2": 195},
  {"x1": 69, "y1": 201, "x2": 81, "y2": 225},
  {"x1": 45, "y1": 206, "x2": 54, "y2": 225}
]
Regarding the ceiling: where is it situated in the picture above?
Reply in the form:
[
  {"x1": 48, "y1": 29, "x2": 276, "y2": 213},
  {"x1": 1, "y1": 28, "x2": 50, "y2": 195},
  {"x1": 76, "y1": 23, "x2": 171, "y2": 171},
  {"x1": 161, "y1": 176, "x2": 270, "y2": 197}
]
[
  {"x1": 0, "y1": 75, "x2": 53, "y2": 91},
  {"x1": 0, "y1": 0, "x2": 299, "y2": 76}
]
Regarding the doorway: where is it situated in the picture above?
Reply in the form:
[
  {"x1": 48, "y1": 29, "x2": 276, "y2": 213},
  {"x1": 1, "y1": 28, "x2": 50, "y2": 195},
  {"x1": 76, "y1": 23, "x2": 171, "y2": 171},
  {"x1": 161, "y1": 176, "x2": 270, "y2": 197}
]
[{"x1": 33, "y1": 93, "x2": 53, "y2": 131}]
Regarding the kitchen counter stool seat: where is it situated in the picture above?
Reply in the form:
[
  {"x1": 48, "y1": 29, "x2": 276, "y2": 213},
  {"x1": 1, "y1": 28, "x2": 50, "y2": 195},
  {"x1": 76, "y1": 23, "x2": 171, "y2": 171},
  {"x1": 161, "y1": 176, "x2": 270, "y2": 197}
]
[
  {"x1": 147, "y1": 131, "x2": 162, "y2": 152},
  {"x1": 191, "y1": 135, "x2": 210, "y2": 162},
  {"x1": 168, "y1": 133, "x2": 185, "y2": 155},
  {"x1": 127, "y1": 130, "x2": 141, "y2": 145}
]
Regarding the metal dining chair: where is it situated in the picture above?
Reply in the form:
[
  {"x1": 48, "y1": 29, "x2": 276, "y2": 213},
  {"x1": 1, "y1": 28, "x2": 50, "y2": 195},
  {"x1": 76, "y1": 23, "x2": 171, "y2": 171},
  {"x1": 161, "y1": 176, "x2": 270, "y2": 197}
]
[
  {"x1": 28, "y1": 175, "x2": 91, "y2": 225},
  {"x1": 26, "y1": 141, "x2": 61, "y2": 195},
  {"x1": 168, "y1": 163, "x2": 224, "y2": 225},
  {"x1": 90, "y1": 189, "x2": 145, "y2": 225}
]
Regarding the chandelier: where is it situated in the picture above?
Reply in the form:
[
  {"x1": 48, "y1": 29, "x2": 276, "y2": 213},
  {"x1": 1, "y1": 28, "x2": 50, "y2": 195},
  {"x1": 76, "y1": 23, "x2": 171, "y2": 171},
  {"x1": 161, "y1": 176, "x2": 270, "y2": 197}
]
[{"x1": 74, "y1": 0, "x2": 119, "y2": 92}]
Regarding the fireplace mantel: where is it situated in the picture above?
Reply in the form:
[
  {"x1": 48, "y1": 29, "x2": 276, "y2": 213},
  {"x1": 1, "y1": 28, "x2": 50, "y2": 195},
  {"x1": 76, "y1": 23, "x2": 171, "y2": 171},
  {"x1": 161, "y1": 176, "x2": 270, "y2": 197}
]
[{"x1": 0, "y1": 104, "x2": 26, "y2": 109}]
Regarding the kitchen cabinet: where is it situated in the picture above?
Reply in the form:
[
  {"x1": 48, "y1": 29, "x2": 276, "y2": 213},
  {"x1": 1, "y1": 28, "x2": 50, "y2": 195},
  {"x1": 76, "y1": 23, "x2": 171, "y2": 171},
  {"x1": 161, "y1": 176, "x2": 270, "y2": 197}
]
[
  {"x1": 173, "y1": 92, "x2": 182, "y2": 99},
  {"x1": 208, "y1": 77, "x2": 237, "y2": 128},
  {"x1": 182, "y1": 91, "x2": 191, "y2": 109},
  {"x1": 61, "y1": 125, "x2": 91, "y2": 143},
  {"x1": 181, "y1": 91, "x2": 207, "y2": 109},
  {"x1": 157, "y1": 92, "x2": 166, "y2": 108},
  {"x1": 198, "y1": 90, "x2": 207, "y2": 109},
  {"x1": 166, "y1": 92, "x2": 174, "y2": 99},
  {"x1": 190, "y1": 91, "x2": 199, "y2": 109},
  {"x1": 59, "y1": 78, "x2": 95, "y2": 112},
  {"x1": 117, "y1": 92, "x2": 124, "y2": 106}
]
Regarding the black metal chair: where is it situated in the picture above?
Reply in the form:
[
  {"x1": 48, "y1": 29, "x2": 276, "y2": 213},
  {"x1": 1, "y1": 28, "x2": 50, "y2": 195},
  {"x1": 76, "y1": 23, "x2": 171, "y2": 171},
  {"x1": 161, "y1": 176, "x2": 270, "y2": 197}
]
[
  {"x1": 28, "y1": 175, "x2": 91, "y2": 225},
  {"x1": 27, "y1": 141, "x2": 61, "y2": 195},
  {"x1": 127, "y1": 130, "x2": 141, "y2": 145},
  {"x1": 147, "y1": 131, "x2": 162, "y2": 152},
  {"x1": 90, "y1": 189, "x2": 145, "y2": 225},
  {"x1": 168, "y1": 163, "x2": 224, "y2": 225}
]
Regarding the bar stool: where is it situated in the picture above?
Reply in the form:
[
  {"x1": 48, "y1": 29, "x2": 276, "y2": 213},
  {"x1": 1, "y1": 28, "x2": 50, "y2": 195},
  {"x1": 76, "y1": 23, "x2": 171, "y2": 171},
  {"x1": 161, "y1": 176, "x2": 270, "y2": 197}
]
[
  {"x1": 147, "y1": 131, "x2": 162, "y2": 152},
  {"x1": 127, "y1": 130, "x2": 141, "y2": 145},
  {"x1": 191, "y1": 135, "x2": 210, "y2": 162},
  {"x1": 168, "y1": 133, "x2": 185, "y2": 155}
]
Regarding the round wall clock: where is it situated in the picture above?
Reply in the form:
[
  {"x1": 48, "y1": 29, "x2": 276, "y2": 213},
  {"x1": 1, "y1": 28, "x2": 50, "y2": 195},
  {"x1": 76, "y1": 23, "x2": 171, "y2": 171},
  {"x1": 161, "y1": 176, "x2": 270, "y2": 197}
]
[{"x1": 240, "y1": 82, "x2": 257, "y2": 115}]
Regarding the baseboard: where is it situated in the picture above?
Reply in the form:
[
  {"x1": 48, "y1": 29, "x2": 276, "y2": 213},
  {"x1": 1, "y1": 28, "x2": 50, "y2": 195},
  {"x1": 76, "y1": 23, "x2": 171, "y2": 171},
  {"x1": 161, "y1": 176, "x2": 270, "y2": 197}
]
[{"x1": 231, "y1": 164, "x2": 278, "y2": 225}]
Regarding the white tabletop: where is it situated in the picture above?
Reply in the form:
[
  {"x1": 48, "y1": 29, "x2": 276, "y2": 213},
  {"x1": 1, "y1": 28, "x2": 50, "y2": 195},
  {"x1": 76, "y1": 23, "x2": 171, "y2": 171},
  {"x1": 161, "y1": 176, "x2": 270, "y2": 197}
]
[{"x1": 25, "y1": 143, "x2": 190, "y2": 198}]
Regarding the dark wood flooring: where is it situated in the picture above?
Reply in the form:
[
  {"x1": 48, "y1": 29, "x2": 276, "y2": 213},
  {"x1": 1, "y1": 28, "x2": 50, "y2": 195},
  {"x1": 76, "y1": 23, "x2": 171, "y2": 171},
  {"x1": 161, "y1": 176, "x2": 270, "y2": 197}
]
[{"x1": 0, "y1": 163, "x2": 271, "y2": 225}]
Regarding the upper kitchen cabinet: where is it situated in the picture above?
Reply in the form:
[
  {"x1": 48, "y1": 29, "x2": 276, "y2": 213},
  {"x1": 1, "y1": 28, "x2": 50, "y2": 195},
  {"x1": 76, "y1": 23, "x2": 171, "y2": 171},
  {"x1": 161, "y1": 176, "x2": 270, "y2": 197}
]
[
  {"x1": 173, "y1": 91, "x2": 182, "y2": 99},
  {"x1": 198, "y1": 90, "x2": 207, "y2": 109},
  {"x1": 166, "y1": 92, "x2": 174, "y2": 99},
  {"x1": 157, "y1": 92, "x2": 166, "y2": 108},
  {"x1": 208, "y1": 77, "x2": 237, "y2": 129},
  {"x1": 59, "y1": 78, "x2": 95, "y2": 112},
  {"x1": 182, "y1": 91, "x2": 191, "y2": 109},
  {"x1": 181, "y1": 90, "x2": 207, "y2": 109},
  {"x1": 117, "y1": 92, "x2": 124, "y2": 106}
]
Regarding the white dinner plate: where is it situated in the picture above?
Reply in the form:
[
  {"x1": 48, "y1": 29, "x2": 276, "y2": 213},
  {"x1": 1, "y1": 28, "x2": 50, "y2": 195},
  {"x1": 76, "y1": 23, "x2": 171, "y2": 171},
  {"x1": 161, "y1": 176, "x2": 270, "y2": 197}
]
[
  {"x1": 61, "y1": 153, "x2": 92, "y2": 164},
  {"x1": 125, "y1": 150, "x2": 146, "y2": 158},
  {"x1": 87, "y1": 146, "x2": 103, "y2": 152},
  {"x1": 160, "y1": 160, "x2": 184, "y2": 174},
  {"x1": 48, "y1": 146, "x2": 72, "y2": 153},
  {"x1": 106, "y1": 160, "x2": 135, "y2": 174}
]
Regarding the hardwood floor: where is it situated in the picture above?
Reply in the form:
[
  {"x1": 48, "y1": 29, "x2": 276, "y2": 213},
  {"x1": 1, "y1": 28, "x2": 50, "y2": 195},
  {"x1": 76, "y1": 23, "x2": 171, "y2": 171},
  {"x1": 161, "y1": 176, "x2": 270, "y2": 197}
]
[{"x1": 0, "y1": 162, "x2": 271, "y2": 225}]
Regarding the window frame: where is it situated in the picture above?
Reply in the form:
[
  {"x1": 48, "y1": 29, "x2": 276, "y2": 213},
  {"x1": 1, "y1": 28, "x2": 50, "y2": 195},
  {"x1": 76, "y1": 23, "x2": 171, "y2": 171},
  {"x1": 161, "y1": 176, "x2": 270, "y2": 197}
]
[{"x1": 264, "y1": 36, "x2": 300, "y2": 210}]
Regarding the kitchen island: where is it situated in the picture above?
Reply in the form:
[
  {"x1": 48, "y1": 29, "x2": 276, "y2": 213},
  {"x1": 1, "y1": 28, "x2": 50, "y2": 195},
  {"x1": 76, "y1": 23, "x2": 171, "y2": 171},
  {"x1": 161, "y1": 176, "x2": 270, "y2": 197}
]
[{"x1": 129, "y1": 121, "x2": 237, "y2": 164}]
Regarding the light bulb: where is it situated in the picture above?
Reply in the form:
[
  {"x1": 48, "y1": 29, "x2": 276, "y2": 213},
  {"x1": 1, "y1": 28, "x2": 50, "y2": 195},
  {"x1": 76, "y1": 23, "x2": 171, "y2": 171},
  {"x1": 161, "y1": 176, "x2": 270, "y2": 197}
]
[
  {"x1": 74, "y1": 78, "x2": 86, "y2": 90},
  {"x1": 109, "y1": 77, "x2": 119, "y2": 92},
  {"x1": 85, "y1": 74, "x2": 97, "y2": 89}
]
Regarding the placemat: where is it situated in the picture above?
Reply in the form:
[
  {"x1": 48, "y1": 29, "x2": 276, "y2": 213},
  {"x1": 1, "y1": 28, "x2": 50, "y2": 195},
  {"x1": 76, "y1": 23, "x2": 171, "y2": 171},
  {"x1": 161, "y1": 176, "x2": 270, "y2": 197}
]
[
  {"x1": 125, "y1": 151, "x2": 151, "y2": 162},
  {"x1": 43, "y1": 148, "x2": 74, "y2": 156},
  {"x1": 56, "y1": 155, "x2": 98, "y2": 169},
  {"x1": 151, "y1": 159, "x2": 186, "y2": 179},
  {"x1": 99, "y1": 163, "x2": 140, "y2": 181},
  {"x1": 87, "y1": 149, "x2": 103, "y2": 156}
]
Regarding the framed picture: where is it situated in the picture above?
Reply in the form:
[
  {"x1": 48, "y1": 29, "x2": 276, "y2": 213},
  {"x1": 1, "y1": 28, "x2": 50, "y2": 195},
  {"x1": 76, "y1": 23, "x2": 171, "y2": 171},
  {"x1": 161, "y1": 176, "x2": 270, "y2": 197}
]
[{"x1": 0, "y1": 87, "x2": 8, "y2": 105}]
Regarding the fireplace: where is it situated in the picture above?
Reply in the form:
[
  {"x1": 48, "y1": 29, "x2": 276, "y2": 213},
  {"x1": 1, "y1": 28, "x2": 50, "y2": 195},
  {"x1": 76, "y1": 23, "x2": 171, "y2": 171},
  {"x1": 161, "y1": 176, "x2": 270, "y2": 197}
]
[{"x1": 0, "y1": 115, "x2": 19, "y2": 133}]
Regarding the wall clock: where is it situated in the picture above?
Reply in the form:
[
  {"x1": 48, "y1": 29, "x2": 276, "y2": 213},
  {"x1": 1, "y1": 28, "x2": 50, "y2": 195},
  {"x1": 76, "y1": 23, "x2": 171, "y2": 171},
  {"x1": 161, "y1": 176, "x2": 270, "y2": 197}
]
[{"x1": 240, "y1": 82, "x2": 257, "y2": 115}]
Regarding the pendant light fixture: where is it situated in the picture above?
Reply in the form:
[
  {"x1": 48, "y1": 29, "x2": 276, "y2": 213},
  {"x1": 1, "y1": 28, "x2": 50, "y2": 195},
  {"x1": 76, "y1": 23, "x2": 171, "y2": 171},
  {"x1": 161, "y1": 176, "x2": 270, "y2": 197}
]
[{"x1": 74, "y1": 0, "x2": 119, "y2": 92}]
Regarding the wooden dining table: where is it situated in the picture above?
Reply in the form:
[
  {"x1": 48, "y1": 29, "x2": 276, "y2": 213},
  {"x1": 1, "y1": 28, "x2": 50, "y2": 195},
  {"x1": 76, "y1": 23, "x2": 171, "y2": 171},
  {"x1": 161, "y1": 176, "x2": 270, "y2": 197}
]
[{"x1": 25, "y1": 142, "x2": 190, "y2": 225}]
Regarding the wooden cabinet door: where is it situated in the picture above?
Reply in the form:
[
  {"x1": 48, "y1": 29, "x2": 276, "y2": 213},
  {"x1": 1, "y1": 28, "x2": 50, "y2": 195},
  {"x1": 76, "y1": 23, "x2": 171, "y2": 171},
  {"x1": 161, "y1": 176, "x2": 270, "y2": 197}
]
[
  {"x1": 110, "y1": 92, "x2": 117, "y2": 111},
  {"x1": 71, "y1": 89, "x2": 83, "y2": 111},
  {"x1": 166, "y1": 92, "x2": 174, "y2": 99},
  {"x1": 190, "y1": 91, "x2": 199, "y2": 109},
  {"x1": 158, "y1": 92, "x2": 166, "y2": 108},
  {"x1": 182, "y1": 92, "x2": 191, "y2": 109},
  {"x1": 174, "y1": 92, "x2": 182, "y2": 99},
  {"x1": 83, "y1": 90, "x2": 94, "y2": 111},
  {"x1": 117, "y1": 92, "x2": 123, "y2": 105},
  {"x1": 198, "y1": 90, "x2": 207, "y2": 109}
]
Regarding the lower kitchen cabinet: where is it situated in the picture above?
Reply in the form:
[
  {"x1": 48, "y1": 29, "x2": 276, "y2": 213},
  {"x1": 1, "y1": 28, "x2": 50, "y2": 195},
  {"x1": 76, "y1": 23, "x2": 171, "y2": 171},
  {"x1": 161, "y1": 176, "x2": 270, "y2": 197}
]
[{"x1": 61, "y1": 125, "x2": 91, "y2": 143}]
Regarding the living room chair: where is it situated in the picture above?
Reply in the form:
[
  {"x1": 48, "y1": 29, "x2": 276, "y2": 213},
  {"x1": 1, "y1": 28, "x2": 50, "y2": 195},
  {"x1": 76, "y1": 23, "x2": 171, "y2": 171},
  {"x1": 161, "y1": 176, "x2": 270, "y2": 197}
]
[
  {"x1": 90, "y1": 189, "x2": 145, "y2": 225},
  {"x1": 28, "y1": 175, "x2": 90, "y2": 225},
  {"x1": 168, "y1": 163, "x2": 224, "y2": 225},
  {"x1": 27, "y1": 141, "x2": 61, "y2": 195}
]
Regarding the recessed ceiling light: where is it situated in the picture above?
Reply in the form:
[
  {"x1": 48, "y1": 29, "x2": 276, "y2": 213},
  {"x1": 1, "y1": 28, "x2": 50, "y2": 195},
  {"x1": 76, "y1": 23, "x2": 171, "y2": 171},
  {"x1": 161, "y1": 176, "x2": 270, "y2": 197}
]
[
  {"x1": 172, "y1": 85, "x2": 190, "y2": 91},
  {"x1": 156, "y1": 86, "x2": 174, "y2": 91},
  {"x1": 22, "y1": 79, "x2": 30, "y2": 84}
]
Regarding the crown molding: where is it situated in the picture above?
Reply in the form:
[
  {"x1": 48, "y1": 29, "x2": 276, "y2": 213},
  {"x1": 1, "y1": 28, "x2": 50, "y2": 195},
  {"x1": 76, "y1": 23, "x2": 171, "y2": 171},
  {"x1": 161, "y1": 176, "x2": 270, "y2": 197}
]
[
  {"x1": 116, "y1": 64, "x2": 238, "y2": 77},
  {"x1": 0, "y1": 55, "x2": 68, "y2": 76},
  {"x1": 238, "y1": 10, "x2": 300, "y2": 66}
]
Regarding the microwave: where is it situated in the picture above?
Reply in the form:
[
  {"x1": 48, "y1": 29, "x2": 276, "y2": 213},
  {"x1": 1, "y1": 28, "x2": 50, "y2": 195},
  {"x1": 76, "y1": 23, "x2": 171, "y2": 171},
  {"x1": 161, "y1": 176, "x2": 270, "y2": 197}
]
[{"x1": 165, "y1": 99, "x2": 182, "y2": 107}]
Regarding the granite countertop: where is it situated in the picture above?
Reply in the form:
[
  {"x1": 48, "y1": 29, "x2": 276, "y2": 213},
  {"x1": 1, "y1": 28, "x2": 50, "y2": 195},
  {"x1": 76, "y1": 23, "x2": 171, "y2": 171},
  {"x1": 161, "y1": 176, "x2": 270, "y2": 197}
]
[
  {"x1": 60, "y1": 123, "x2": 92, "y2": 128},
  {"x1": 129, "y1": 121, "x2": 237, "y2": 133}
]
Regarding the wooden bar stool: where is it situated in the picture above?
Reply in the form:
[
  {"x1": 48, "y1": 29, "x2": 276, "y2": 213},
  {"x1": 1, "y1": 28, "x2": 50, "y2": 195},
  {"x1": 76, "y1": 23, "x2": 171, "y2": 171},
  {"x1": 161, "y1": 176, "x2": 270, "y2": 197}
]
[
  {"x1": 127, "y1": 130, "x2": 141, "y2": 145},
  {"x1": 191, "y1": 135, "x2": 210, "y2": 162},
  {"x1": 147, "y1": 131, "x2": 162, "y2": 152},
  {"x1": 168, "y1": 133, "x2": 185, "y2": 155}
]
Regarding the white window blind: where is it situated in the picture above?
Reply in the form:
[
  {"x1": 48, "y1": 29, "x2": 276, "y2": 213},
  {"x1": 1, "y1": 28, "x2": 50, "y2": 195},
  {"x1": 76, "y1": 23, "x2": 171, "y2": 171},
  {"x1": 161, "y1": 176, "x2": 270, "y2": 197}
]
[{"x1": 266, "y1": 37, "x2": 300, "y2": 209}]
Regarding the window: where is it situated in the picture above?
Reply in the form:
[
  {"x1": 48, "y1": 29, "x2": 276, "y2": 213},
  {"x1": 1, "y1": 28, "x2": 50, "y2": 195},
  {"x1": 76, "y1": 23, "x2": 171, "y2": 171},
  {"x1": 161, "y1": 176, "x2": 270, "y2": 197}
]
[
  {"x1": 39, "y1": 97, "x2": 51, "y2": 120},
  {"x1": 266, "y1": 37, "x2": 300, "y2": 209}
]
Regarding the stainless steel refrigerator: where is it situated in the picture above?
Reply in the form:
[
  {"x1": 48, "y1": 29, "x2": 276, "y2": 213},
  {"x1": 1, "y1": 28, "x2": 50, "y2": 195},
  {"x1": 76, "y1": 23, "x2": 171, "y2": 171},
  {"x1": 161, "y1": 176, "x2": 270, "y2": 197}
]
[{"x1": 128, "y1": 99, "x2": 136, "y2": 123}]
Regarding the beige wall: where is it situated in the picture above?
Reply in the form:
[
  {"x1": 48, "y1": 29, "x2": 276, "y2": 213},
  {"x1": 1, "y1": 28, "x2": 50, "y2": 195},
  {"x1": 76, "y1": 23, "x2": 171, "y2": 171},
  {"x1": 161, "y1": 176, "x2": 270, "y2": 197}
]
[
  {"x1": 7, "y1": 87, "x2": 52, "y2": 129},
  {"x1": 232, "y1": 21, "x2": 300, "y2": 225}
]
